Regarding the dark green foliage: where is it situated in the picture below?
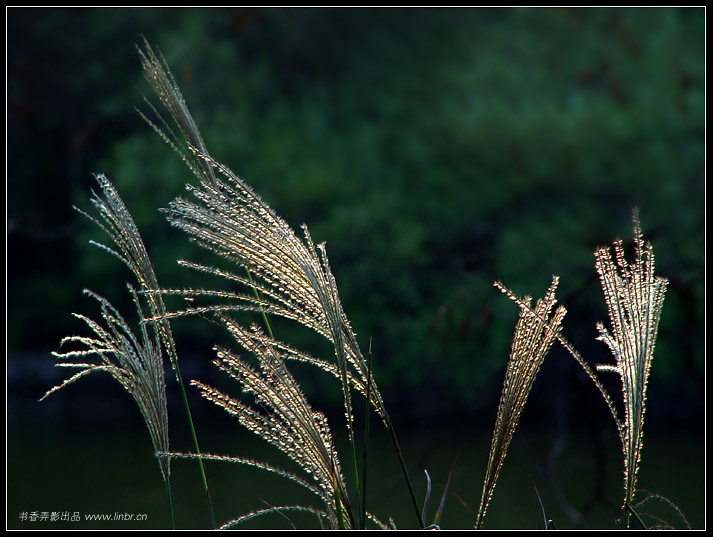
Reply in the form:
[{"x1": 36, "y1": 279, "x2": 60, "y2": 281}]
[{"x1": 8, "y1": 7, "x2": 704, "y2": 417}]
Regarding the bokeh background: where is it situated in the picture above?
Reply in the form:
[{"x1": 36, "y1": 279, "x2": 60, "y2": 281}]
[{"x1": 8, "y1": 7, "x2": 704, "y2": 530}]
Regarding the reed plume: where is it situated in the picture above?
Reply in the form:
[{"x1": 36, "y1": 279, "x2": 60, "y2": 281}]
[
  {"x1": 41, "y1": 175, "x2": 173, "y2": 513},
  {"x1": 476, "y1": 276, "x2": 566, "y2": 529},
  {"x1": 137, "y1": 40, "x2": 423, "y2": 527},
  {"x1": 137, "y1": 39, "x2": 382, "y2": 426},
  {"x1": 480, "y1": 212, "x2": 669, "y2": 529},
  {"x1": 163, "y1": 153, "x2": 383, "y2": 425},
  {"x1": 593, "y1": 210, "x2": 668, "y2": 527},
  {"x1": 43, "y1": 285, "x2": 171, "y2": 481},
  {"x1": 192, "y1": 316, "x2": 358, "y2": 528},
  {"x1": 43, "y1": 155, "x2": 217, "y2": 527}
]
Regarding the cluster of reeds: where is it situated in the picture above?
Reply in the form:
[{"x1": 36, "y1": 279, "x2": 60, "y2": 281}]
[
  {"x1": 44, "y1": 40, "x2": 673, "y2": 530},
  {"x1": 40, "y1": 173, "x2": 215, "y2": 528},
  {"x1": 477, "y1": 209, "x2": 668, "y2": 529}
]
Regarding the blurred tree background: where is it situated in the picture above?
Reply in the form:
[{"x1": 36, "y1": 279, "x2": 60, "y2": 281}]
[
  {"x1": 7, "y1": 7, "x2": 705, "y2": 530},
  {"x1": 8, "y1": 7, "x2": 703, "y2": 436}
]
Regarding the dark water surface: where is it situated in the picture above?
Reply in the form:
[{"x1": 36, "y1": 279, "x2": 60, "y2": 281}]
[{"x1": 8, "y1": 400, "x2": 704, "y2": 530}]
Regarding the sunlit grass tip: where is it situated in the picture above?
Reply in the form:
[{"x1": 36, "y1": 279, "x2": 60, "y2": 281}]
[
  {"x1": 476, "y1": 276, "x2": 566, "y2": 529},
  {"x1": 593, "y1": 209, "x2": 668, "y2": 527}
]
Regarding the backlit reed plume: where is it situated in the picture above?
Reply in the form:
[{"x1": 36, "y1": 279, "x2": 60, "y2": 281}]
[
  {"x1": 593, "y1": 210, "x2": 668, "y2": 527},
  {"x1": 42, "y1": 174, "x2": 171, "y2": 485},
  {"x1": 476, "y1": 276, "x2": 567, "y2": 529},
  {"x1": 136, "y1": 40, "x2": 426, "y2": 528},
  {"x1": 137, "y1": 41, "x2": 382, "y2": 431},
  {"x1": 191, "y1": 316, "x2": 359, "y2": 529},
  {"x1": 138, "y1": 38, "x2": 383, "y2": 524},
  {"x1": 164, "y1": 153, "x2": 382, "y2": 426},
  {"x1": 43, "y1": 286, "x2": 171, "y2": 481}
]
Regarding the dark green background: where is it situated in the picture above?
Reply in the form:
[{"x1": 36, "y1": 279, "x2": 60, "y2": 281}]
[{"x1": 8, "y1": 7, "x2": 704, "y2": 530}]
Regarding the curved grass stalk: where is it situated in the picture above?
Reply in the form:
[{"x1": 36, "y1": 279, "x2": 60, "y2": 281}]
[
  {"x1": 219, "y1": 505, "x2": 328, "y2": 530},
  {"x1": 159, "y1": 450, "x2": 325, "y2": 499},
  {"x1": 137, "y1": 38, "x2": 383, "y2": 424},
  {"x1": 219, "y1": 505, "x2": 326, "y2": 530},
  {"x1": 161, "y1": 148, "x2": 424, "y2": 525},
  {"x1": 161, "y1": 451, "x2": 389, "y2": 530},
  {"x1": 630, "y1": 490, "x2": 690, "y2": 530}
]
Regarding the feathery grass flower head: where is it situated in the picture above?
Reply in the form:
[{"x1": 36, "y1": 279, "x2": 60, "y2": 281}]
[
  {"x1": 192, "y1": 318, "x2": 354, "y2": 528},
  {"x1": 476, "y1": 276, "x2": 566, "y2": 529},
  {"x1": 42, "y1": 175, "x2": 173, "y2": 483},
  {"x1": 594, "y1": 209, "x2": 668, "y2": 525}
]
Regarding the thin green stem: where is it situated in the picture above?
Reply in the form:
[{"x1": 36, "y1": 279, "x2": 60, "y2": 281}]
[
  {"x1": 360, "y1": 339, "x2": 374, "y2": 530},
  {"x1": 173, "y1": 364, "x2": 216, "y2": 529},
  {"x1": 347, "y1": 423, "x2": 360, "y2": 529},
  {"x1": 243, "y1": 266, "x2": 275, "y2": 340},
  {"x1": 624, "y1": 501, "x2": 647, "y2": 529},
  {"x1": 164, "y1": 477, "x2": 175, "y2": 529},
  {"x1": 333, "y1": 466, "x2": 346, "y2": 530},
  {"x1": 381, "y1": 406, "x2": 424, "y2": 529}
]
